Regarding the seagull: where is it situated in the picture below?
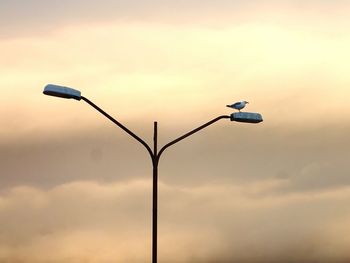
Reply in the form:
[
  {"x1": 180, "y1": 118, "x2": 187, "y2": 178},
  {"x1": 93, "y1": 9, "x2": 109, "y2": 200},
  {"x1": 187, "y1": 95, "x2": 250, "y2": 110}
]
[{"x1": 226, "y1": 101, "x2": 249, "y2": 112}]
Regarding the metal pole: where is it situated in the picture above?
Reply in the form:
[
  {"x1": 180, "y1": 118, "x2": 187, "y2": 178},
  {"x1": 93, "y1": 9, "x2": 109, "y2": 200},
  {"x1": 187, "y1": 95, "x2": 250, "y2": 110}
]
[
  {"x1": 81, "y1": 96, "x2": 153, "y2": 158},
  {"x1": 158, "y1": 115, "x2": 230, "y2": 159},
  {"x1": 152, "y1": 121, "x2": 158, "y2": 263}
]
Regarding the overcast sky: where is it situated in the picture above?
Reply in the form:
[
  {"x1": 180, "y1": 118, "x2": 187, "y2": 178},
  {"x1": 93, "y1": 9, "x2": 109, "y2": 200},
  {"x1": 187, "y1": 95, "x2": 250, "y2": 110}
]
[{"x1": 0, "y1": 1, "x2": 350, "y2": 262}]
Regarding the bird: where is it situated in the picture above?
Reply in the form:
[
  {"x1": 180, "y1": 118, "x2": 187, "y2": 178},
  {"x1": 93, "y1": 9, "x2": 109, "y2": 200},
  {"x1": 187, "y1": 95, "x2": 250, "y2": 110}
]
[{"x1": 226, "y1": 101, "x2": 249, "y2": 112}]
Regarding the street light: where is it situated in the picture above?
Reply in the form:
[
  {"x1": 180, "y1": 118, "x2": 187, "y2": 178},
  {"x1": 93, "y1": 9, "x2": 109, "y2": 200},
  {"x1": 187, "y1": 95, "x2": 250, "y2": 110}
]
[
  {"x1": 44, "y1": 84, "x2": 82, "y2": 100},
  {"x1": 43, "y1": 84, "x2": 263, "y2": 263},
  {"x1": 231, "y1": 112, "x2": 263, "y2": 123}
]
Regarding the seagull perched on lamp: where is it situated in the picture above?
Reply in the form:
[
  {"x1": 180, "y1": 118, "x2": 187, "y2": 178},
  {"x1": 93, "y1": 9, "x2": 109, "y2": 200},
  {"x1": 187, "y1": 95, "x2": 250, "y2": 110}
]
[{"x1": 226, "y1": 101, "x2": 249, "y2": 112}]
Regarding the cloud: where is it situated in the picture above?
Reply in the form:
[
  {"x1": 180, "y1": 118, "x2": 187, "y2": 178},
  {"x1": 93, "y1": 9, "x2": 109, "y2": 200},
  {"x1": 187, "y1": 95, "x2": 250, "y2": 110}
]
[
  {"x1": 1, "y1": 2, "x2": 350, "y2": 261},
  {"x1": 1, "y1": 0, "x2": 350, "y2": 38},
  {"x1": 0, "y1": 0, "x2": 245, "y2": 38},
  {"x1": 0, "y1": 120, "x2": 349, "y2": 193},
  {"x1": 0, "y1": 179, "x2": 350, "y2": 262}
]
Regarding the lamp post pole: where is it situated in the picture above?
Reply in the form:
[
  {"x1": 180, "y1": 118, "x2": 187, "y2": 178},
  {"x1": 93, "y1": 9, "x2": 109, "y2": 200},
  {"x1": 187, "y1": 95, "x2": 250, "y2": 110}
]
[
  {"x1": 43, "y1": 84, "x2": 262, "y2": 263},
  {"x1": 152, "y1": 122, "x2": 158, "y2": 263}
]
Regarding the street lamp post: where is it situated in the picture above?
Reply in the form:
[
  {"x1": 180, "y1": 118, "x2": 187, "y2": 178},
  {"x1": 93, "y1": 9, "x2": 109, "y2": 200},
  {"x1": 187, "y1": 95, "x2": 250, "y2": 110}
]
[{"x1": 43, "y1": 84, "x2": 263, "y2": 263}]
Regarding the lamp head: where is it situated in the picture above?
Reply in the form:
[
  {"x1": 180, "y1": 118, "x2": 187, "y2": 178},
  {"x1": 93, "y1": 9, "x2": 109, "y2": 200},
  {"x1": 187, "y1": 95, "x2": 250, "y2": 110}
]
[
  {"x1": 230, "y1": 112, "x2": 263, "y2": 123},
  {"x1": 43, "y1": 84, "x2": 81, "y2": 100}
]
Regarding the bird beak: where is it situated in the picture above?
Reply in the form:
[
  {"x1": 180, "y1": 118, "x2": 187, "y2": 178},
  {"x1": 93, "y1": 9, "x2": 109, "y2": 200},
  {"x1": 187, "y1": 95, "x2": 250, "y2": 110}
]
[{"x1": 246, "y1": 101, "x2": 249, "y2": 104}]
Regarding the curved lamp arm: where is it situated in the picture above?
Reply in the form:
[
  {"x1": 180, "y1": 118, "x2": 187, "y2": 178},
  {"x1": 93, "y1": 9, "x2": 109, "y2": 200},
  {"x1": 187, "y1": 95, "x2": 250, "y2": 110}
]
[
  {"x1": 157, "y1": 115, "x2": 230, "y2": 161},
  {"x1": 81, "y1": 96, "x2": 154, "y2": 159}
]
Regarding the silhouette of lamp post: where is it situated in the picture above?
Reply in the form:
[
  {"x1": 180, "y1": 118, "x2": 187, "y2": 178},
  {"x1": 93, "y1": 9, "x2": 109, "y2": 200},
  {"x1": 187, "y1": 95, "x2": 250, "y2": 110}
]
[{"x1": 43, "y1": 84, "x2": 263, "y2": 263}]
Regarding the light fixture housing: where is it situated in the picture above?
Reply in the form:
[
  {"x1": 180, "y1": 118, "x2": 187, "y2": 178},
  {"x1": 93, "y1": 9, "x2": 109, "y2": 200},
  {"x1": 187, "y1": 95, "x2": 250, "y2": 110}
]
[
  {"x1": 43, "y1": 84, "x2": 81, "y2": 100},
  {"x1": 230, "y1": 112, "x2": 263, "y2": 123}
]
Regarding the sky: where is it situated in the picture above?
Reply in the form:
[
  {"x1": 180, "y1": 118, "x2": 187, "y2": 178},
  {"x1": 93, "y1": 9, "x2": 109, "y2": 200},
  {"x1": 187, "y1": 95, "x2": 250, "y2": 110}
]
[{"x1": 0, "y1": 0, "x2": 350, "y2": 262}]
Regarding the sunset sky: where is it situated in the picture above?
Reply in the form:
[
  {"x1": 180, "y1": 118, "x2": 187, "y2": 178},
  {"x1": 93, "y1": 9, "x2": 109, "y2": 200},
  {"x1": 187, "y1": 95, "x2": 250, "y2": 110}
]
[{"x1": 1, "y1": 1, "x2": 350, "y2": 262}]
